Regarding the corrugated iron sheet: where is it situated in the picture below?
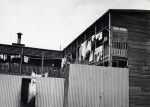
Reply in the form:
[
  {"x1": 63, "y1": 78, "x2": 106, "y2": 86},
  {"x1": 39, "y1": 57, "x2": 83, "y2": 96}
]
[
  {"x1": 66, "y1": 64, "x2": 129, "y2": 107},
  {"x1": 36, "y1": 77, "x2": 64, "y2": 107},
  {"x1": 0, "y1": 74, "x2": 64, "y2": 107},
  {"x1": 0, "y1": 75, "x2": 26, "y2": 107}
]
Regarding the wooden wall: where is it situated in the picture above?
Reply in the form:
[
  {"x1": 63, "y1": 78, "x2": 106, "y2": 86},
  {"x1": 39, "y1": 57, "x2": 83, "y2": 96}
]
[
  {"x1": 0, "y1": 44, "x2": 63, "y2": 58},
  {"x1": 64, "y1": 64, "x2": 129, "y2": 107},
  {"x1": 111, "y1": 11, "x2": 150, "y2": 107}
]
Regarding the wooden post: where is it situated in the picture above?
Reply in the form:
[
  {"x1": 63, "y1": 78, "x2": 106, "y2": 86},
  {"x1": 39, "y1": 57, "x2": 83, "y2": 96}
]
[
  {"x1": 76, "y1": 41, "x2": 79, "y2": 63},
  {"x1": 94, "y1": 26, "x2": 97, "y2": 62},
  {"x1": 103, "y1": 42, "x2": 104, "y2": 66},
  {"x1": 41, "y1": 52, "x2": 44, "y2": 74},
  {"x1": 20, "y1": 47, "x2": 23, "y2": 74},
  {"x1": 108, "y1": 12, "x2": 112, "y2": 67}
]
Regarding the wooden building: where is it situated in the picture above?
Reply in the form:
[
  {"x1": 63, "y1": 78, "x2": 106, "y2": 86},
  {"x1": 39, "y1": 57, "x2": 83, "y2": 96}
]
[
  {"x1": 63, "y1": 9, "x2": 150, "y2": 107},
  {"x1": 0, "y1": 9, "x2": 150, "y2": 107},
  {"x1": 0, "y1": 43, "x2": 63, "y2": 77}
]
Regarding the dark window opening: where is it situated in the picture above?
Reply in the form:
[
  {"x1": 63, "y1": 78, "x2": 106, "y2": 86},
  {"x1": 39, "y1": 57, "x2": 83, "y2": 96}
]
[
  {"x1": 21, "y1": 78, "x2": 36, "y2": 107},
  {"x1": 112, "y1": 60, "x2": 127, "y2": 68}
]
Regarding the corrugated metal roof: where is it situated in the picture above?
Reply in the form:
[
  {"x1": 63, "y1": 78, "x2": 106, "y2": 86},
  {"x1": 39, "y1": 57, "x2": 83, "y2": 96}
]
[{"x1": 0, "y1": 43, "x2": 63, "y2": 59}]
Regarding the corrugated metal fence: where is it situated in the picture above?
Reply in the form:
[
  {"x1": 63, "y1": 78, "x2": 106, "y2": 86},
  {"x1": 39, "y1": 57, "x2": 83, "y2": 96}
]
[
  {"x1": 0, "y1": 64, "x2": 129, "y2": 107},
  {"x1": 36, "y1": 77, "x2": 64, "y2": 107},
  {"x1": 64, "y1": 64, "x2": 129, "y2": 107},
  {"x1": 0, "y1": 74, "x2": 64, "y2": 107}
]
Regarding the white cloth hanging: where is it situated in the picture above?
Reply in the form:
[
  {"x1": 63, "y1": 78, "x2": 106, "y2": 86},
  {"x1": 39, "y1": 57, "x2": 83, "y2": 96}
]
[
  {"x1": 86, "y1": 40, "x2": 91, "y2": 52},
  {"x1": 24, "y1": 56, "x2": 29, "y2": 63},
  {"x1": 28, "y1": 79, "x2": 36, "y2": 103},
  {"x1": 79, "y1": 46, "x2": 82, "y2": 60},
  {"x1": 89, "y1": 51, "x2": 94, "y2": 62},
  {"x1": 98, "y1": 32, "x2": 103, "y2": 40},
  {"x1": 3, "y1": 55, "x2": 7, "y2": 60},
  {"x1": 94, "y1": 45, "x2": 103, "y2": 62},
  {"x1": 81, "y1": 41, "x2": 87, "y2": 59},
  {"x1": 92, "y1": 35, "x2": 96, "y2": 41},
  {"x1": 61, "y1": 57, "x2": 66, "y2": 68},
  {"x1": 0, "y1": 54, "x2": 3, "y2": 59}
]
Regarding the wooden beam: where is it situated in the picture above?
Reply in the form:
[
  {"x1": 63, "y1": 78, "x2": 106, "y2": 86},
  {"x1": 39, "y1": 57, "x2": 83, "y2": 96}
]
[
  {"x1": 19, "y1": 48, "x2": 23, "y2": 74},
  {"x1": 108, "y1": 12, "x2": 112, "y2": 67},
  {"x1": 41, "y1": 52, "x2": 44, "y2": 74}
]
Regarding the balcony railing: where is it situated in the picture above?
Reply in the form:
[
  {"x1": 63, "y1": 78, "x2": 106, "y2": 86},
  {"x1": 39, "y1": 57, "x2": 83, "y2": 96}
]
[
  {"x1": 112, "y1": 42, "x2": 127, "y2": 57},
  {"x1": 0, "y1": 62, "x2": 64, "y2": 77}
]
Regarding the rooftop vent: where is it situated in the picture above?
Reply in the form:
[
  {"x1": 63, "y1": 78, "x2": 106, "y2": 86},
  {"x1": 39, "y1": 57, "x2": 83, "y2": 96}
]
[
  {"x1": 12, "y1": 32, "x2": 25, "y2": 47},
  {"x1": 17, "y1": 32, "x2": 22, "y2": 44}
]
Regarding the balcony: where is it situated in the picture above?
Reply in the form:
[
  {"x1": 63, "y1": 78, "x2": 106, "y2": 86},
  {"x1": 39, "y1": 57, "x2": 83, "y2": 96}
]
[
  {"x1": 0, "y1": 62, "x2": 64, "y2": 78},
  {"x1": 111, "y1": 42, "x2": 127, "y2": 57}
]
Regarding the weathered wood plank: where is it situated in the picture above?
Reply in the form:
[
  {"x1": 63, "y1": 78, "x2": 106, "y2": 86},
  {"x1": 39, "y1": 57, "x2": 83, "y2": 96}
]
[{"x1": 111, "y1": 11, "x2": 150, "y2": 107}]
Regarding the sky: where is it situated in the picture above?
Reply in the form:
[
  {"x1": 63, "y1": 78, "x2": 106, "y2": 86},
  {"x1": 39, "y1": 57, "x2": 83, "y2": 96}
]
[{"x1": 0, "y1": 0, "x2": 150, "y2": 50}]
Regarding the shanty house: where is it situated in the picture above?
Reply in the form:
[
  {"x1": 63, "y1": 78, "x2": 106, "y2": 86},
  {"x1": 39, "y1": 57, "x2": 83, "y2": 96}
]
[
  {"x1": 63, "y1": 9, "x2": 150, "y2": 107},
  {"x1": 0, "y1": 9, "x2": 150, "y2": 107}
]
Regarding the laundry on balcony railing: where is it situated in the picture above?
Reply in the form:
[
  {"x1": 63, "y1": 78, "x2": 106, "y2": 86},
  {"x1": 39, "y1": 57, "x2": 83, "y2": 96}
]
[{"x1": 77, "y1": 32, "x2": 108, "y2": 63}]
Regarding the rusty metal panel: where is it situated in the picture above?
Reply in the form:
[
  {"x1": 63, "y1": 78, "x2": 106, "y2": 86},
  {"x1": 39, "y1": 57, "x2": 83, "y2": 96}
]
[
  {"x1": 67, "y1": 64, "x2": 129, "y2": 107},
  {"x1": 36, "y1": 77, "x2": 64, "y2": 107}
]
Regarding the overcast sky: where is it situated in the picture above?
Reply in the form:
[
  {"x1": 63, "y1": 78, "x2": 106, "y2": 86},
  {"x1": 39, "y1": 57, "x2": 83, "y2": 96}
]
[{"x1": 0, "y1": 0, "x2": 150, "y2": 50}]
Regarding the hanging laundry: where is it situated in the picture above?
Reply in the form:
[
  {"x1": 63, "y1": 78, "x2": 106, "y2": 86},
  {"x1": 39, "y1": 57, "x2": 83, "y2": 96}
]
[
  {"x1": 24, "y1": 56, "x2": 29, "y2": 63},
  {"x1": 98, "y1": 32, "x2": 103, "y2": 40},
  {"x1": 28, "y1": 79, "x2": 36, "y2": 104},
  {"x1": 89, "y1": 51, "x2": 94, "y2": 62},
  {"x1": 31, "y1": 71, "x2": 36, "y2": 77},
  {"x1": 79, "y1": 46, "x2": 82, "y2": 61},
  {"x1": 35, "y1": 74, "x2": 42, "y2": 77},
  {"x1": 61, "y1": 57, "x2": 66, "y2": 68},
  {"x1": 31, "y1": 71, "x2": 42, "y2": 78},
  {"x1": 82, "y1": 40, "x2": 91, "y2": 60},
  {"x1": 86, "y1": 40, "x2": 92, "y2": 52},
  {"x1": 81, "y1": 41, "x2": 87, "y2": 59},
  {"x1": 95, "y1": 32, "x2": 103, "y2": 48},
  {"x1": 92, "y1": 35, "x2": 96, "y2": 41},
  {"x1": 3, "y1": 55, "x2": 7, "y2": 60},
  {"x1": 91, "y1": 35, "x2": 97, "y2": 51},
  {"x1": 103, "y1": 36, "x2": 108, "y2": 43},
  {"x1": 43, "y1": 72, "x2": 48, "y2": 77},
  {"x1": 94, "y1": 45, "x2": 103, "y2": 62},
  {"x1": 10, "y1": 55, "x2": 14, "y2": 61},
  {"x1": 0, "y1": 54, "x2": 3, "y2": 60},
  {"x1": 10, "y1": 55, "x2": 21, "y2": 61}
]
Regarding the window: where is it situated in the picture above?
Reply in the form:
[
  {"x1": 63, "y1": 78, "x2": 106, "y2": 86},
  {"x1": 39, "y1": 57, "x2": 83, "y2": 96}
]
[{"x1": 112, "y1": 26, "x2": 128, "y2": 42}]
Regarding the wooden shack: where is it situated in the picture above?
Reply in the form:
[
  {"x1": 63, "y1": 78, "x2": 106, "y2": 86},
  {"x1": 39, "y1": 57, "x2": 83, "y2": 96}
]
[
  {"x1": 0, "y1": 43, "x2": 64, "y2": 77},
  {"x1": 63, "y1": 9, "x2": 150, "y2": 107},
  {"x1": 0, "y1": 9, "x2": 150, "y2": 107}
]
